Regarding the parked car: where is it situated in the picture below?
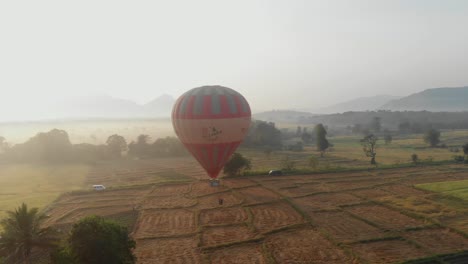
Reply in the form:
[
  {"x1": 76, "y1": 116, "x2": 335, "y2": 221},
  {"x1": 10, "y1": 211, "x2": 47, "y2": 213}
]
[
  {"x1": 92, "y1": 185, "x2": 106, "y2": 191},
  {"x1": 268, "y1": 170, "x2": 283, "y2": 176}
]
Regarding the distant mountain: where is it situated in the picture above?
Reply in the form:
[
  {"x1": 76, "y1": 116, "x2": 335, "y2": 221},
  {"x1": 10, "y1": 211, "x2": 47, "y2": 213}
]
[
  {"x1": 254, "y1": 110, "x2": 317, "y2": 123},
  {"x1": 143, "y1": 94, "x2": 175, "y2": 117},
  {"x1": 312, "y1": 95, "x2": 401, "y2": 114},
  {"x1": 380, "y1": 86, "x2": 468, "y2": 111},
  {"x1": 47, "y1": 94, "x2": 175, "y2": 119}
]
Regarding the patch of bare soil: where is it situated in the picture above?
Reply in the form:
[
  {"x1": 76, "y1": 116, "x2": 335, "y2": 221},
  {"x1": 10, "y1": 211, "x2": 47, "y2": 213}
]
[
  {"x1": 200, "y1": 207, "x2": 248, "y2": 226},
  {"x1": 403, "y1": 228, "x2": 468, "y2": 254},
  {"x1": 135, "y1": 237, "x2": 201, "y2": 264},
  {"x1": 351, "y1": 239, "x2": 429, "y2": 264},
  {"x1": 201, "y1": 225, "x2": 258, "y2": 248},
  {"x1": 293, "y1": 192, "x2": 362, "y2": 211},
  {"x1": 346, "y1": 205, "x2": 426, "y2": 230},
  {"x1": 250, "y1": 202, "x2": 305, "y2": 233},
  {"x1": 264, "y1": 228, "x2": 353, "y2": 263},
  {"x1": 207, "y1": 244, "x2": 266, "y2": 264},
  {"x1": 309, "y1": 211, "x2": 386, "y2": 243},
  {"x1": 133, "y1": 209, "x2": 196, "y2": 239},
  {"x1": 237, "y1": 186, "x2": 281, "y2": 205}
]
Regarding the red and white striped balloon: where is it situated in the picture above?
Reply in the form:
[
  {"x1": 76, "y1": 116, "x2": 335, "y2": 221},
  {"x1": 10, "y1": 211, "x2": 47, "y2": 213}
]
[{"x1": 172, "y1": 86, "x2": 251, "y2": 179}]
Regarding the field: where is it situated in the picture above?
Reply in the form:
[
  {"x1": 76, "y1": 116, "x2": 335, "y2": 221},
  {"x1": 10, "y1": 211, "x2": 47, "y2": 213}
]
[
  {"x1": 37, "y1": 157, "x2": 468, "y2": 264},
  {"x1": 0, "y1": 164, "x2": 89, "y2": 221},
  {"x1": 2, "y1": 122, "x2": 468, "y2": 263}
]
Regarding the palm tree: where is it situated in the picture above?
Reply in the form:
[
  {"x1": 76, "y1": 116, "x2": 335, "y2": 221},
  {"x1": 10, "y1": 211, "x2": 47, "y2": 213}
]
[{"x1": 0, "y1": 203, "x2": 57, "y2": 264}]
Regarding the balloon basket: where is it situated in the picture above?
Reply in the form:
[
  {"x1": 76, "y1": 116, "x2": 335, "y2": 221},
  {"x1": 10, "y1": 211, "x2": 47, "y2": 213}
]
[{"x1": 210, "y1": 179, "x2": 220, "y2": 187}]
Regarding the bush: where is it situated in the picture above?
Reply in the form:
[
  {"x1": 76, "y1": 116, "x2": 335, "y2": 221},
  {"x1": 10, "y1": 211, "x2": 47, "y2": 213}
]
[
  {"x1": 411, "y1": 154, "x2": 419, "y2": 164},
  {"x1": 454, "y1": 155, "x2": 465, "y2": 163},
  {"x1": 67, "y1": 216, "x2": 136, "y2": 264},
  {"x1": 281, "y1": 156, "x2": 296, "y2": 172},
  {"x1": 223, "y1": 153, "x2": 252, "y2": 177}
]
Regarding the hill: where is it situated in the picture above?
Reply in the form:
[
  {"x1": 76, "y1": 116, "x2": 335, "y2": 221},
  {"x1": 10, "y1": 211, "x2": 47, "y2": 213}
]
[
  {"x1": 44, "y1": 94, "x2": 175, "y2": 120},
  {"x1": 381, "y1": 86, "x2": 468, "y2": 111},
  {"x1": 313, "y1": 95, "x2": 401, "y2": 114},
  {"x1": 253, "y1": 110, "x2": 317, "y2": 124}
]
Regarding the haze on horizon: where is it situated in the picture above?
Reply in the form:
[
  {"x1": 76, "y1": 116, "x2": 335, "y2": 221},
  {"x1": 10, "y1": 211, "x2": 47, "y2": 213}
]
[{"x1": 1, "y1": 0, "x2": 468, "y2": 121}]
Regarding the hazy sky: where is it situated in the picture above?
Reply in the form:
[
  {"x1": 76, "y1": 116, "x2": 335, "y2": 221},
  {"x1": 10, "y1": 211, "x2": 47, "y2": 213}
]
[{"x1": 1, "y1": 0, "x2": 468, "y2": 120}]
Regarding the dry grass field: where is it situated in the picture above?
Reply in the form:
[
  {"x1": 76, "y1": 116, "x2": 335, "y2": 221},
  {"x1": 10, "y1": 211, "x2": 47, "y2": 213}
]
[{"x1": 39, "y1": 158, "x2": 468, "y2": 264}]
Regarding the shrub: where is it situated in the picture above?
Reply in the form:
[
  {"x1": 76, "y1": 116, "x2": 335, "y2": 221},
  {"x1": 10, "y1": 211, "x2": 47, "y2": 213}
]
[{"x1": 411, "y1": 154, "x2": 419, "y2": 164}]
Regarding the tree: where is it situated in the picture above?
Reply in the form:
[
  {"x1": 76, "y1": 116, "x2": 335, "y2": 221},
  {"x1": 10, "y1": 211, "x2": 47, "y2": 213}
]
[
  {"x1": 424, "y1": 129, "x2": 441, "y2": 147},
  {"x1": 301, "y1": 132, "x2": 313, "y2": 144},
  {"x1": 463, "y1": 143, "x2": 468, "y2": 156},
  {"x1": 223, "y1": 153, "x2": 252, "y2": 177},
  {"x1": 8, "y1": 129, "x2": 73, "y2": 162},
  {"x1": 295, "y1": 126, "x2": 302, "y2": 136},
  {"x1": 411, "y1": 154, "x2": 419, "y2": 164},
  {"x1": 128, "y1": 134, "x2": 151, "y2": 158},
  {"x1": 0, "y1": 203, "x2": 57, "y2": 264},
  {"x1": 314, "y1": 124, "x2": 329, "y2": 157},
  {"x1": 0, "y1": 136, "x2": 8, "y2": 154},
  {"x1": 243, "y1": 121, "x2": 282, "y2": 148},
  {"x1": 370, "y1": 117, "x2": 381, "y2": 133},
  {"x1": 281, "y1": 156, "x2": 296, "y2": 172},
  {"x1": 361, "y1": 134, "x2": 378, "y2": 165},
  {"x1": 67, "y1": 216, "x2": 135, "y2": 264},
  {"x1": 106, "y1": 134, "x2": 127, "y2": 158},
  {"x1": 384, "y1": 134, "x2": 393, "y2": 145}
]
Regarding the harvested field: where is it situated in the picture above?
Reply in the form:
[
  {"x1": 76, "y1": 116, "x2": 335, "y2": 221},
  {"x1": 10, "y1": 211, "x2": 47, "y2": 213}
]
[
  {"x1": 346, "y1": 204, "x2": 426, "y2": 230},
  {"x1": 40, "y1": 161, "x2": 468, "y2": 264},
  {"x1": 201, "y1": 225, "x2": 258, "y2": 248},
  {"x1": 294, "y1": 192, "x2": 362, "y2": 211},
  {"x1": 142, "y1": 195, "x2": 197, "y2": 209},
  {"x1": 276, "y1": 183, "x2": 330, "y2": 197},
  {"x1": 309, "y1": 211, "x2": 386, "y2": 243},
  {"x1": 195, "y1": 192, "x2": 243, "y2": 210},
  {"x1": 250, "y1": 202, "x2": 305, "y2": 233},
  {"x1": 403, "y1": 228, "x2": 468, "y2": 255},
  {"x1": 56, "y1": 205, "x2": 133, "y2": 224},
  {"x1": 380, "y1": 184, "x2": 428, "y2": 197},
  {"x1": 189, "y1": 181, "x2": 229, "y2": 197},
  {"x1": 325, "y1": 180, "x2": 384, "y2": 191},
  {"x1": 135, "y1": 237, "x2": 201, "y2": 264},
  {"x1": 222, "y1": 178, "x2": 258, "y2": 189},
  {"x1": 351, "y1": 239, "x2": 429, "y2": 264},
  {"x1": 264, "y1": 228, "x2": 353, "y2": 263},
  {"x1": 133, "y1": 209, "x2": 196, "y2": 238},
  {"x1": 148, "y1": 184, "x2": 190, "y2": 197},
  {"x1": 200, "y1": 207, "x2": 248, "y2": 226},
  {"x1": 207, "y1": 244, "x2": 266, "y2": 264},
  {"x1": 236, "y1": 186, "x2": 281, "y2": 205},
  {"x1": 350, "y1": 188, "x2": 393, "y2": 199}
]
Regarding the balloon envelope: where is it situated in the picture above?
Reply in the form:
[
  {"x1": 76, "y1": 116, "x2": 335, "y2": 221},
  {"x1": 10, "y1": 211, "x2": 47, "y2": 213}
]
[{"x1": 172, "y1": 86, "x2": 251, "y2": 179}]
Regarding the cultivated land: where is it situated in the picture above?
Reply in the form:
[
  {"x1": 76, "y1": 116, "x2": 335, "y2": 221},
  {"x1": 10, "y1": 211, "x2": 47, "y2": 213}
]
[
  {"x1": 38, "y1": 158, "x2": 468, "y2": 264},
  {"x1": 2, "y1": 128, "x2": 468, "y2": 263}
]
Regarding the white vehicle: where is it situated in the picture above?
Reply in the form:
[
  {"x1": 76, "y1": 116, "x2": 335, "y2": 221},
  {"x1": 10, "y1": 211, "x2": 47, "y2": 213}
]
[{"x1": 92, "y1": 185, "x2": 106, "y2": 191}]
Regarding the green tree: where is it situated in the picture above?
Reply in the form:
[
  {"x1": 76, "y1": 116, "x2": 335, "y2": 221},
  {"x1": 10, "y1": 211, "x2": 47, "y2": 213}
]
[
  {"x1": 67, "y1": 216, "x2": 135, "y2": 264},
  {"x1": 361, "y1": 134, "x2": 378, "y2": 165},
  {"x1": 463, "y1": 143, "x2": 468, "y2": 156},
  {"x1": 384, "y1": 132, "x2": 392, "y2": 145},
  {"x1": 223, "y1": 153, "x2": 252, "y2": 177},
  {"x1": 370, "y1": 117, "x2": 381, "y2": 133},
  {"x1": 0, "y1": 203, "x2": 57, "y2": 264},
  {"x1": 411, "y1": 153, "x2": 419, "y2": 164},
  {"x1": 106, "y1": 134, "x2": 127, "y2": 158},
  {"x1": 424, "y1": 129, "x2": 441, "y2": 147},
  {"x1": 314, "y1": 124, "x2": 329, "y2": 157},
  {"x1": 281, "y1": 156, "x2": 296, "y2": 172},
  {"x1": 128, "y1": 134, "x2": 151, "y2": 158}
]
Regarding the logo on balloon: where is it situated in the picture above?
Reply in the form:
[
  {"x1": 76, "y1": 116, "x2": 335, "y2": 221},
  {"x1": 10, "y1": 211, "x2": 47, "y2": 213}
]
[{"x1": 203, "y1": 126, "x2": 223, "y2": 141}]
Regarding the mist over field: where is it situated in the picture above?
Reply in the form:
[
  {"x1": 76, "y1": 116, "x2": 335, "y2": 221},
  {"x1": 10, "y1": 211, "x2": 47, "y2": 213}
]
[{"x1": 2, "y1": 1, "x2": 468, "y2": 263}]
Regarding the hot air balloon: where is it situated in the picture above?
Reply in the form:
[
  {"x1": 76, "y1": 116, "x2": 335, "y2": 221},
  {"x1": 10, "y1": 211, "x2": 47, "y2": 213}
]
[{"x1": 172, "y1": 85, "x2": 251, "y2": 181}]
